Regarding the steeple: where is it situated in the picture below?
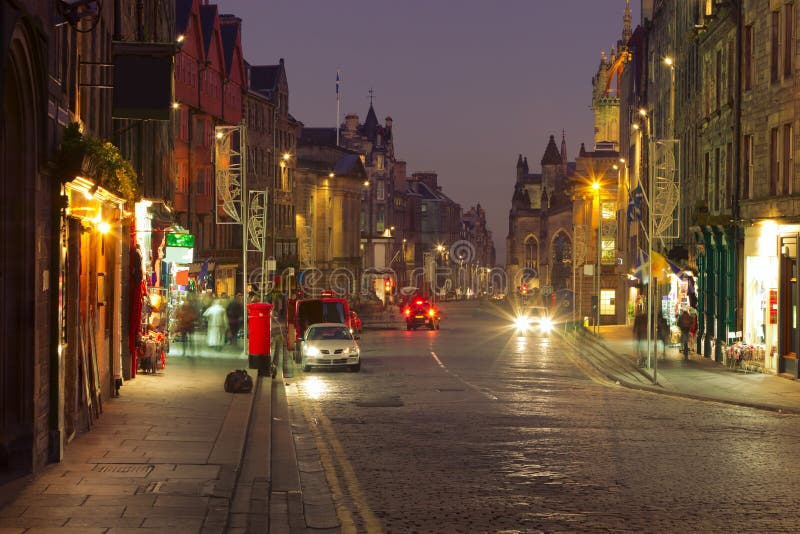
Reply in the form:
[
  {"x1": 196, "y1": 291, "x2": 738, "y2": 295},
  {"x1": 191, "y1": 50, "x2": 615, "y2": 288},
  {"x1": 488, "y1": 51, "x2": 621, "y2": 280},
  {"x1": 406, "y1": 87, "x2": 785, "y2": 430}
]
[
  {"x1": 560, "y1": 130, "x2": 568, "y2": 176},
  {"x1": 623, "y1": 0, "x2": 632, "y2": 45},
  {"x1": 516, "y1": 154, "x2": 524, "y2": 182},
  {"x1": 523, "y1": 157, "x2": 529, "y2": 175},
  {"x1": 363, "y1": 102, "x2": 379, "y2": 142}
]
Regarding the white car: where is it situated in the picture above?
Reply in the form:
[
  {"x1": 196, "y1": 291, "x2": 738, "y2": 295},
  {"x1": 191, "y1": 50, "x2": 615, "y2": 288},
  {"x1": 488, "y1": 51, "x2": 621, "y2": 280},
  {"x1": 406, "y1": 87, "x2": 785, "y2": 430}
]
[{"x1": 300, "y1": 323, "x2": 361, "y2": 372}]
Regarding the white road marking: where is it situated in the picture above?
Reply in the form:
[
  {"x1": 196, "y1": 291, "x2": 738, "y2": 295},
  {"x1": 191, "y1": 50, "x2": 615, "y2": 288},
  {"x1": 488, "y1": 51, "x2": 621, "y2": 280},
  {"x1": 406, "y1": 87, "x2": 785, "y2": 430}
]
[{"x1": 430, "y1": 351, "x2": 498, "y2": 401}]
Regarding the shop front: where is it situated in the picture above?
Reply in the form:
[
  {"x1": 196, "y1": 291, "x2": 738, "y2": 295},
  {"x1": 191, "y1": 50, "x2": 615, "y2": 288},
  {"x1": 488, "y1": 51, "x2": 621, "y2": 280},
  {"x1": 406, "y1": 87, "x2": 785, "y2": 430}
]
[
  {"x1": 740, "y1": 222, "x2": 780, "y2": 374},
  {"x1": 694, "y1": 225, "x2": 737, "y2": 363}
]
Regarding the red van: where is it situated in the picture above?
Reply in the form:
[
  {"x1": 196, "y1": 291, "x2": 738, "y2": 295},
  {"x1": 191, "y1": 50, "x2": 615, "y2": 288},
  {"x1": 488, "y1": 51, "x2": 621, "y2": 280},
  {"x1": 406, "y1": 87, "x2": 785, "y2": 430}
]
[{"x1": 286, "y1": 296, "x2": 351, "y2": 352}]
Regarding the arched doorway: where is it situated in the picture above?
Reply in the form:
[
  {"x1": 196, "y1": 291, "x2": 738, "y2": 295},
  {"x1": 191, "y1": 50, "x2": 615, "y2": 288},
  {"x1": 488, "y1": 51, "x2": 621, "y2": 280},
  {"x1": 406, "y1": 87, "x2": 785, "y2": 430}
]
[{"x1": 0, "y1": 22, "x2": 42, "y2": 474}]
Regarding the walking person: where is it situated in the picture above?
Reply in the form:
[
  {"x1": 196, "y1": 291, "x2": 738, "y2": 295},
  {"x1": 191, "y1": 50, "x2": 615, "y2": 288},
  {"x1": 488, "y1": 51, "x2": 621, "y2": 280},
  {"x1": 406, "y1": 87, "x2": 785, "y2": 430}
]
[
  {"x1": 677, "y1": 306, "x2": 693, "y2": 360},
  {"x1": 633, "y1": 310, "x2": 647, "y2": 366},
  {"x1": 656, "y1": 311, "x2": 669, "y2": 359},
  {"x1": 203, "y1": 299, "x2": 228, "y2": 351},
  {"x1": 175, "y1": 300, "x2": 198, "y2": 356},
  {"x1": 226, "y1": 293, "x2": 244, "y2": 347}
]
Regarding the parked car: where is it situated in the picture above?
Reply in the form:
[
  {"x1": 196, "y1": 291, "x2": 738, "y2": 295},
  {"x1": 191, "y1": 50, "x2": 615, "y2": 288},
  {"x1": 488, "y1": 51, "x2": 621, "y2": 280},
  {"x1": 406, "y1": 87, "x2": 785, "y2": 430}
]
[
  {"x1": 349, "y1": 310, "x2": 362, "y2": 334},
  {"x1": 299, "y1": 323, "x2": 360, "y2": 372}
]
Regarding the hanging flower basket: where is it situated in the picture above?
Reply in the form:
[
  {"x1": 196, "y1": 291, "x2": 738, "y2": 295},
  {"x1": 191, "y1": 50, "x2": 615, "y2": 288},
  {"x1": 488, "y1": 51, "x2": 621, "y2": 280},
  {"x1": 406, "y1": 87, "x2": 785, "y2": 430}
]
[{"x1": 56, "y1": 122, "x2": 140, "y2": 204}]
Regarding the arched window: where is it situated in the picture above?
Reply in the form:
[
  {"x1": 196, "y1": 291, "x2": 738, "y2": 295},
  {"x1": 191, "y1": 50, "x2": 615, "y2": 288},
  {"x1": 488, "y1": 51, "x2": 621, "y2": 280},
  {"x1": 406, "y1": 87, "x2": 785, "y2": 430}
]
[
  {"x1": 551, "y1": 231, "x2": 573, "y2": 291},
  {"x1": 524, "y1": 236, "x2": 538, "y2": 273}
]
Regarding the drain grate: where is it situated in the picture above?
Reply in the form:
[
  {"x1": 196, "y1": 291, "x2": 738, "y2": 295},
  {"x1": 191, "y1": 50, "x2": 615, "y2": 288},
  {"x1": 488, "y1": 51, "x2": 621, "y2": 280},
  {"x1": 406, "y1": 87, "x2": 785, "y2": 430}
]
[{"x1": 93, "y1": 464, "x2": 154, "y2": 475}]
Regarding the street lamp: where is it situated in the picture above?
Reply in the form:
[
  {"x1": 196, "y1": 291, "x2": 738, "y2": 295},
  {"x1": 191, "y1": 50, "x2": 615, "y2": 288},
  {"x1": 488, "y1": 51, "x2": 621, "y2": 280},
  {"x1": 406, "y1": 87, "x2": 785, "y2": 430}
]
[{"x1": 638, "y1": 108, "x2": 657, "y2": 384}]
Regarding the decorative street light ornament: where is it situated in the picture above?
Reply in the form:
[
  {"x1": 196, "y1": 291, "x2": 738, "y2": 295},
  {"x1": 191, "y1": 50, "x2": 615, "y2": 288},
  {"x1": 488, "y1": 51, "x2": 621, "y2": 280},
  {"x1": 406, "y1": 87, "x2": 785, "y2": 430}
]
[
  {"x1": 247, "y1": 190, "x2": 266, "y2": 252},
  {"x1": 652, "y1": 139, "x2": 680, "y2": 239},
  {"x1": 214, "y1": 125, "x2": 244, "y2": 224}
]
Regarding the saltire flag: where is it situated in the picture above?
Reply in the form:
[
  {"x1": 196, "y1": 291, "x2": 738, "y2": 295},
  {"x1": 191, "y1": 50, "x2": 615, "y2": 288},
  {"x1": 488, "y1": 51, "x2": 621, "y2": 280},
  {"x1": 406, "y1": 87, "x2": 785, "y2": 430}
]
[{"x1": 627, "y1": 184, "x2": 644, "y2": 223}]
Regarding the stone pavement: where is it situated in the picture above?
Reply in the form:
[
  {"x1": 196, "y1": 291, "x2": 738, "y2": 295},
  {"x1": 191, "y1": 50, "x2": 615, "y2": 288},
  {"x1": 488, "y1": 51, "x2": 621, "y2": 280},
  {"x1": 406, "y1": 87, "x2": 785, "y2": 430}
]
[
  {"x1": 0, "y1": 336, "x2": 270, "y2": 533},
  {"x1": 579, "y1": 324, "x2": 800, "y2": 414}
]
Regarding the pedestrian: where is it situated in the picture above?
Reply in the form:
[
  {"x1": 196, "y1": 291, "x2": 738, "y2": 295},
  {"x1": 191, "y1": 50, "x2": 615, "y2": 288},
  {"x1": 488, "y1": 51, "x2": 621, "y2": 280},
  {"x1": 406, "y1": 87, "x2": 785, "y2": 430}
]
[
  {"x1": 203, "y1": 299, "x2": 228, "y2": 351},
  {"x1": 226, "y1": 293, "x2": 244, "y2": 347},
  {"x1": 677, "y1": 306, "x2": 693, "y2": 360},
  {"x1": 175, "y1": 300, "x2": 199, "y2": 356},
  {"x1": 657, "y1": 311, "x2": 669, "y2": 358},
  {"x1": 633, "y1": 310, "x2": 647, "y2": 365}
]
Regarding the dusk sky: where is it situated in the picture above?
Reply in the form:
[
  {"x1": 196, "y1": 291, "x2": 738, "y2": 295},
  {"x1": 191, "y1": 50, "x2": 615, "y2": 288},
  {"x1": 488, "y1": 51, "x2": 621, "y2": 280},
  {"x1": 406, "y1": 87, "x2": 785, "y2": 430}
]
[{"x1": 217, "y1": 0, "x2": 641, "y2": 262}]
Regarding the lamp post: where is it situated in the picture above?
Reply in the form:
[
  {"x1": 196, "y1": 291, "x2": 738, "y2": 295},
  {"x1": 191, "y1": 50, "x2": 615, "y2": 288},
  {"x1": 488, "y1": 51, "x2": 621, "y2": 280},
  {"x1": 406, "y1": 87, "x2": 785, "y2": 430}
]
[
  {"x1": 639, "y1": 107, "x2": 657, "y2": 385},
  {"x1": 592, "y1": 181, "x2": 601, "y2": 334}
]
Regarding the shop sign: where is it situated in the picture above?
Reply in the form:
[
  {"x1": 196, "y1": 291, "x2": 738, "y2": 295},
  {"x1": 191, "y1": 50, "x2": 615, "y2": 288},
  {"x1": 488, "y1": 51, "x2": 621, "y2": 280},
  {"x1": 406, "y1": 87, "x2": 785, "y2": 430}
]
[
  {"x1": 770, "y1": 289, "x2": 778, "y2": 325},
  {"x1": 164, "y1": 246, "x2": 193, "y2": 264},
  {"x1": 166, "y1": 233, "x2": 195, "y2": 248}
]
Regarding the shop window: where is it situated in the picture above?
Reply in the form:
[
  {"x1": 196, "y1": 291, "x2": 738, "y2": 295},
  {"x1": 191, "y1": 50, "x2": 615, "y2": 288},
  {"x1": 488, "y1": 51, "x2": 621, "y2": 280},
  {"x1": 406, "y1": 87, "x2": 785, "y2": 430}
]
[{"x1": 600, "y1": 290, "x2": 616, "y2": 316}]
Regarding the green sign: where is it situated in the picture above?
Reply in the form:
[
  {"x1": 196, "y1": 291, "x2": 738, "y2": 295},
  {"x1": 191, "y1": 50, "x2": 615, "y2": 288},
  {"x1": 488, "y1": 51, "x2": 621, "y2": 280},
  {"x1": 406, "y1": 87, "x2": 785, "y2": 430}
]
[{"x1": 166, "y1": 233, "x2": 194, "y2": 248}]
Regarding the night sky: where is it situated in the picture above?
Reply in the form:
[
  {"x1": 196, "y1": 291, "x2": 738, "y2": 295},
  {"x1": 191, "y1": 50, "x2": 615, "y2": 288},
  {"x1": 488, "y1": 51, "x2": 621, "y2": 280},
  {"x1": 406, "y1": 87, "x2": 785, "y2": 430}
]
[{"x1": 216, "y1": 0, "x2": 641, "y2": 262}]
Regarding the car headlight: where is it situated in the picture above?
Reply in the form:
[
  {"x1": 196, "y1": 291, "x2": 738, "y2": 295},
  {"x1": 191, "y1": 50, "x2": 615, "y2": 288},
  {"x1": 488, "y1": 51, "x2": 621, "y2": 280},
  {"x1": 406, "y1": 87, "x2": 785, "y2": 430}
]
[
  {"x1": 348, "y1": 346, "x2": 359, "y2": 355},
  {"x1": 305, "y1": 346, "x2": 320, "y2": 357},
  {"x1": 513, "y1": 315, "x2": 531, "y2": 332},
  {"x1": 539, "y1": 317, "x2": 553, "y2": 333}
]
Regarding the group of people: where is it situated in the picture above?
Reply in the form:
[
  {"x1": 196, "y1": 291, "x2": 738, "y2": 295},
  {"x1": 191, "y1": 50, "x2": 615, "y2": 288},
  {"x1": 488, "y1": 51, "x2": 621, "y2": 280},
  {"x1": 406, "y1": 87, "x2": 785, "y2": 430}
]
[
  {"x1": 173, "y1": 292, "x2": 245, "y2": 354},
  {"x1": 633, "y1": 305, "x2": 697, "y2": 363}
]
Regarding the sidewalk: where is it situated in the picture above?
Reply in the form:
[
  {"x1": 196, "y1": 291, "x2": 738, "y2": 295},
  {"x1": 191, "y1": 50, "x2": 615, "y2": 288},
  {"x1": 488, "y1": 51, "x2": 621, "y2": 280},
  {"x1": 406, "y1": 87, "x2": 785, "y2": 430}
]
[
  {"x1": 0, "y1": 350, "x2": 261, "y2": 532},
  {"x1": 589, "y1": 324, "x2": 800, "y2": 414}
]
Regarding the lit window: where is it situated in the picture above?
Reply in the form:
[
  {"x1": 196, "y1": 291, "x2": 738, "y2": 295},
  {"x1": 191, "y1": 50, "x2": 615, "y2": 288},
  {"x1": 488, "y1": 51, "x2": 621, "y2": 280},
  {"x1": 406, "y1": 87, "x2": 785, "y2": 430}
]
[{"x1": 600, "y1": 290, "x2": 616, "y2": 316}]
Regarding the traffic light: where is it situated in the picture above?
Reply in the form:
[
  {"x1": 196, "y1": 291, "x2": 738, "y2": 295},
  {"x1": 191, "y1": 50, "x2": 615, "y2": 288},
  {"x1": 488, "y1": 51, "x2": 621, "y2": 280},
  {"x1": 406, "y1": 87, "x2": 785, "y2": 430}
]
[{"x1": 384, "y1": 277, "x2": 393, "y2": 294}]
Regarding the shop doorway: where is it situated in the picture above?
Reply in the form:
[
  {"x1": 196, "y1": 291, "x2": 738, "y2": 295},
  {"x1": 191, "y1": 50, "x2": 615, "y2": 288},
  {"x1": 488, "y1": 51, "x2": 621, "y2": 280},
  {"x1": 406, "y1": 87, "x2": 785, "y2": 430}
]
[{"x1": 779, "y1": 235, "x2": 799, "y2": 377}]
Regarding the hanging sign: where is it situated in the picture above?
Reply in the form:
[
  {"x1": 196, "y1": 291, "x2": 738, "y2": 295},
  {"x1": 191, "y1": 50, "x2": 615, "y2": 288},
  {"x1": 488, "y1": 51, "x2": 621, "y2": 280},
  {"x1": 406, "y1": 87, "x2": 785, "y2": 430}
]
[{"x1": 769, "y1": 289, "x2": 778, "y2": 325}]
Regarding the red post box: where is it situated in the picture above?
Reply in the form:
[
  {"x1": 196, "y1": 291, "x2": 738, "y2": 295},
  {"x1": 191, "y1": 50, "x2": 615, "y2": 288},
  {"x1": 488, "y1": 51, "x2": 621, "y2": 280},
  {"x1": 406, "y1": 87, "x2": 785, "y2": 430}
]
[{"x1": 247, "y1": 303, "x2": 272, "y2": 375}]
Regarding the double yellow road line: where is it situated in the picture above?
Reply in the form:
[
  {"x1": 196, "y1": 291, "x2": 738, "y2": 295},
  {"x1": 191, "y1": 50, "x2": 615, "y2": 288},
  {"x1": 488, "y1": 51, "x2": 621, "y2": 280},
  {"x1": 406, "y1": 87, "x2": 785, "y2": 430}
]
[{"x1": 298, "y1": 389, "x2": 383, "y2": 533}]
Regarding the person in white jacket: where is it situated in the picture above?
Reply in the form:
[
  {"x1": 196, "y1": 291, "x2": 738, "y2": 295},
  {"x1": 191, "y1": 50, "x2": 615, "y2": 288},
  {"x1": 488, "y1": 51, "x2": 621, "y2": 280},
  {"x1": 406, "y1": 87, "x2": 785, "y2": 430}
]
[{"x1": 203, "y1": 299, "x2": 228, "y2": 351}]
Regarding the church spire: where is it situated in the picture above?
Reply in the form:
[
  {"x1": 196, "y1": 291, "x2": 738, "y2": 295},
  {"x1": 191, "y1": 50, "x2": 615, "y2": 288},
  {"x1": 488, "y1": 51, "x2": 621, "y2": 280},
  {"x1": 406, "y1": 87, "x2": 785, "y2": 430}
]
[
  {"x1": 622, "y1": 0, "x2": 632, "y2": 45},
  {"x1": 560, "y1": 130, "x2": 568, "y2": 176}
]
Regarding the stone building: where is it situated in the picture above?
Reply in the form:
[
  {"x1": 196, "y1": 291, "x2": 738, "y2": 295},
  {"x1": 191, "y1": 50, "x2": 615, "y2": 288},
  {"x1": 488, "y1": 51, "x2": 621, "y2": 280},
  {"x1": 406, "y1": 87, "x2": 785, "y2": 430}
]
[
  {"x1": 461, "y1": 204, "x2": 497, "y2": 295},
  {"x1": 335, "y1": 105, "x2": 397, "y2": 271},
  {"x1": 295, "y1": 132, "x2": 367, "y2": 288},
  {"x1": 738, "y1": 0, "x2": 800, "y2": 376},
  {"x1": 1, "y1": 0, "x2": 175, "y2": 477},
  {"x1": 506, "y1": 134, "x2": 575, "y2": 312},
  {"x1": 249, "y1": 60, "x2": 299, "y2": 269}
]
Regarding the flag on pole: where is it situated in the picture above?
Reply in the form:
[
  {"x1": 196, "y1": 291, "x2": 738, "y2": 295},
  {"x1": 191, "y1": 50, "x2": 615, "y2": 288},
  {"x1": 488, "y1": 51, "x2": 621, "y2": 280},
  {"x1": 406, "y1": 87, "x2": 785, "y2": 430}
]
[
  {"x1": 627, "y1": 183, "x2": 644, "y2": 223},
  {"x1": 633, "y1": 249, "x2": 680, "y2": 283},
  {"x1": 336, "y1": 70, "x2": 340, "y2": 99}
]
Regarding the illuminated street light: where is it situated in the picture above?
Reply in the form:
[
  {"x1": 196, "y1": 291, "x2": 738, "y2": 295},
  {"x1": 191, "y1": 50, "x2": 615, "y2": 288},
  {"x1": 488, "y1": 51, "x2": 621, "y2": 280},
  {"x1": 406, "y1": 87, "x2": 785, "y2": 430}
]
[
  {"x1": 329, "y1": 172, "x2": 335, "y2": 178},
  {"x1": 639, "y1": 108, "x2": 648, "y2": 117},
  {"x1": 215, "y1": 131, "x2": 224, "y2": 139},
  {"x1": 663, "y1": 56, "x2": 673, "y2": 66},
  {"x1": 97, "y1": 221, "x2": 110, "y2": 234},
  {"x1": 177, "y1": 34, "x2": 185, "y2": 43}
]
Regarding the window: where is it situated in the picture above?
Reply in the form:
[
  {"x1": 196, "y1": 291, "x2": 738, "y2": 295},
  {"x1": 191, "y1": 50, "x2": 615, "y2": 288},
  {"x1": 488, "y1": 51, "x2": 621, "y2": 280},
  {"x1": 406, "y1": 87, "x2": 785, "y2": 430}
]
[
  {"x1": 600, "y1": 202, "x2": 615, "y2": 264},
  {"x1": 770, "y1": 127, "x2": 780, "y2": 195},
  {"x1": 743, "y1": 134, "x2": 754, "y2": 199},
  {"x1": 704, "y1": 152, "x2": 711, "y2": 204},
  {"x1": 727, "y1": 40, "x2": 735, "y2": 103},
  {"x1": 524, "y1": 237, "x2": 538, "y2": 271},
  {"x1": 783, "y1": 123, "x2": 793, "y2": 195},
  {"x1": 376, "y1": 154, "x2": 384, "y2": 170},
  {"x1": 714, "y1": 147, "x2": 720, "y2": 211},
  {"x1": 376, "y1": 207, "x2": 385, "y2": 233},
  {"x1": 772, "y1": 10, "x2": 780, "y2": 83},
  {"x1": 725, "y1": 143, "x2": 732, "y2": 209},
  {"x1": 600, "y1": 289, "x2": 616, "y2": 316},
  {"x1": 715, "y1": 49, "x2": 722, "y2": 110},
  {"x1": 744, "y1": 24, "x2": 754, "y2": 91},
  {"x1": 376, "y1": 180, "x2": 385, "y2": 201},
  {"x1": 785, "y1": 3, "x2": 794, "y2": 79}
]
